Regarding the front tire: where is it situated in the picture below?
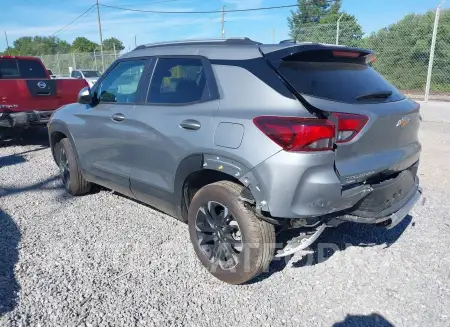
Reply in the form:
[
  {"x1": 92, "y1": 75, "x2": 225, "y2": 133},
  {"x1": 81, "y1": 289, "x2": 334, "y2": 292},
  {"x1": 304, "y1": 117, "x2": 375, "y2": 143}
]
[
  {"x1": 55, "y1": 138, "x2": 91, "y2": 196},
  {"x1": 188, "y1": 181, "x2": 275, "y2": 284}
]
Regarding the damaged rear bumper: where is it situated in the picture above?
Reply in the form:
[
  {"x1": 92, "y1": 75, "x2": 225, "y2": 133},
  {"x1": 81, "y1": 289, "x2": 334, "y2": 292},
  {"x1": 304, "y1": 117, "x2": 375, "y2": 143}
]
[
  {"x1": 0, "y1": 110, "x2": 54, "y2": 128},
  {"x1": 338, "y1": 185, "x2": 422, "y2": 229}
]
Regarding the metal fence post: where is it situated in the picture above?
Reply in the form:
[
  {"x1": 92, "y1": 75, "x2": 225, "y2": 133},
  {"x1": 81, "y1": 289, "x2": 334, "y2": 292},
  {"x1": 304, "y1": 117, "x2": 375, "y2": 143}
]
[
  {"x1": 425, "y1": 1, "x2": 445, "y2": 102},
  {"x1": 72, "y1": 52, "x2": 77, "y2": 70},
  {"x1": 56, "y1": 52, "x2": 61, "y2": 76},
  {"x1": 336, "y1": 13, "x2": 344, "y2": 45},
  {"x1": 94, "y1": 49, "x2": 98, "y2": 70}
]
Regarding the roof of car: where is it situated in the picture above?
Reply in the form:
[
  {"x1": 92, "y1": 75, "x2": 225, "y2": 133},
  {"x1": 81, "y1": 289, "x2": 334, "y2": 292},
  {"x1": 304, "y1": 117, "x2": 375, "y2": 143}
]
[
  {"x1": 120, "y1": 37, "x2": 303, "y2": 61},
  {"x1": 120, "y1": 37, "x2": 366, "y2": 61}
]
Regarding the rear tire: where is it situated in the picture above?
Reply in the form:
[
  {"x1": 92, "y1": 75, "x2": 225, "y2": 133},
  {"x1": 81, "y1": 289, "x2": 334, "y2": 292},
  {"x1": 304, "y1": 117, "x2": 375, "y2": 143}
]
[
  {"x1": 55, "y1": 138, "x2": 91, "y2": 196},
  {"x1": 188, "y1": 181, "x2": 275, "y2": 285}
]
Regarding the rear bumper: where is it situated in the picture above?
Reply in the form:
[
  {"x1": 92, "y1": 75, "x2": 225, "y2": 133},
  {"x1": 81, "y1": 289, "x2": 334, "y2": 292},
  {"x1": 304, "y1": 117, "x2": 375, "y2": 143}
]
[
  {"x1": 339, "y1": 183, "x2": 422, "y2": 228},
  {"x1": 249, "y1": 150, "x2": 421, "y2": 224},
  {"x1": 0, "y1": 110, "x2": 54, "y2": 127}
]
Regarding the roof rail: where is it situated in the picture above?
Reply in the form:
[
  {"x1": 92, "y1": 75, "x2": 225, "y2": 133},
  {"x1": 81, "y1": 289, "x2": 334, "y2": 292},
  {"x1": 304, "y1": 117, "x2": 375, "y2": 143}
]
[
  {"x1": 133, "y1": 37, "x2": 262, "y2": 50},
  {"x1": 279, "y1": 39, "x2": 296, "y2": 44}
]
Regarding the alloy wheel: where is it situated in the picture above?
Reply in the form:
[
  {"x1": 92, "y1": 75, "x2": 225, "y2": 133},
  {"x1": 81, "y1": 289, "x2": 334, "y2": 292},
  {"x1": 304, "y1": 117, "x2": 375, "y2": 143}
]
[{"x1": 195, "y1": 201, "x2": 243, "y2": 270}]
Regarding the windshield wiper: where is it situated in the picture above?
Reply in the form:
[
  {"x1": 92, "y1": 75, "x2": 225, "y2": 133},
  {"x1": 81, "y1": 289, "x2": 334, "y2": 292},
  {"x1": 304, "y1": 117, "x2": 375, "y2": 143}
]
[{"x1": 356, "y1": 91, "x2": 392, "y2": 101}]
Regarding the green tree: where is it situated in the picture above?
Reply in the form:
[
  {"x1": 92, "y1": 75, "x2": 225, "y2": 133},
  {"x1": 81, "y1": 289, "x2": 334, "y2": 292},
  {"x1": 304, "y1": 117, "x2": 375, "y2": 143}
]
[
  {"x1": 6, "y1": 36, "x2": 70, "y2": 55},
  {"x1": 103, "y1": 37, "x2": 125, "y2": 51},
  {"x1": 363, "y1": 10, "x2": 440, "y2": 92},
  {"x1": 71, "y1": 37, "x2": 99, "y2": 53},
  {"x1": 288, "y1": 0, "x2": 363, "y2": 46},
  {"x1": 288, "y1": 0, "x2": 334, "y2": 41}
]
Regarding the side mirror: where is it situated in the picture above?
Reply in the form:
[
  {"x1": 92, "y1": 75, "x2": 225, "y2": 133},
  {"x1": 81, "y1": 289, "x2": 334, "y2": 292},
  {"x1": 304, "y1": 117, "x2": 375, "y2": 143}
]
[{"x1": 78, "y1": 86, "x2": 93, "y2": 104}]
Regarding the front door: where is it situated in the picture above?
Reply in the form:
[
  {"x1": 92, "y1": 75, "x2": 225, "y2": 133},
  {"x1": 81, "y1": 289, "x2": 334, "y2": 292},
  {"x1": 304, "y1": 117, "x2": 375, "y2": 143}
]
[
  {"x1": 72, "y1": 58, "x2": 149, "y2": 197},
  {"x1": 126, "y1": 57, "x2": 220, "y2": 215}
]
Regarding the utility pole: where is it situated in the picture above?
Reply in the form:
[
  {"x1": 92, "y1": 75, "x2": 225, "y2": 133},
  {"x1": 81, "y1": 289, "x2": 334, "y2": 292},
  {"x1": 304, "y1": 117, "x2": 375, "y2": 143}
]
[
  {"x1": 134, "y1": 35, "x2": 137, "y2": 48},
  {"x1": 425, "y1": 0, "x2": 446, "y2": 102},
  {"x1": 221, "y1": 6, "x2": 226, "y2": 38},
  {"x1": 272, "y1": 27, "x2": 275, "y2": 43},
  {"x1": 96, "y1": 0, "x2": 105, "y2": 72},
  {"x1": 4, "y1": 31, "x2": 10, "y2": 54}
]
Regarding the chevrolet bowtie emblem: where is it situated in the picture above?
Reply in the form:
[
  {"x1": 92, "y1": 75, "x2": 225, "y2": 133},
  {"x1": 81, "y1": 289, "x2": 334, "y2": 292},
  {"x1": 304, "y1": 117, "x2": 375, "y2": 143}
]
[{"x1": 396, "y1": 117, "x2": 410, "y2": 128}]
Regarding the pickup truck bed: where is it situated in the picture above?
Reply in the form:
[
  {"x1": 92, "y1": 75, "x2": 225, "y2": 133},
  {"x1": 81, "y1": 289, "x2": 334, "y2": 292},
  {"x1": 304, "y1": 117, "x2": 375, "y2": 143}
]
[{"x1": 0, "y1": 56, "x2": 88, "y2": 128}]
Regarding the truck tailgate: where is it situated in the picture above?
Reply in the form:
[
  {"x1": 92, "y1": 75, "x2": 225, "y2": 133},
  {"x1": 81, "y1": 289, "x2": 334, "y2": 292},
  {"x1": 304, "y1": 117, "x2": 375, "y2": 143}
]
[{"x1": 0, "y1": 79, "x2": 87, "y2": 113}]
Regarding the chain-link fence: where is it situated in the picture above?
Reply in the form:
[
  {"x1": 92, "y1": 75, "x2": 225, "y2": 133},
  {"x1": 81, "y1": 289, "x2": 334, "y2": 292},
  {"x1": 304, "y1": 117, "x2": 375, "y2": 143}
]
[
  {"x1": 293, "y1": 10, "x2": 445, "y2": 101},
  {"x1": 39, "y1": 51, "x2": 121, "y2": 77}
]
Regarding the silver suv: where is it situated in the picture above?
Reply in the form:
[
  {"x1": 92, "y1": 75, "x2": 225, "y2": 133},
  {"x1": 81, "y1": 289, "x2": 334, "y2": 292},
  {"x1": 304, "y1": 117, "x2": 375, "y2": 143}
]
[{"x1": 48, "y1": 38, "x2": 422, "y2": 284}]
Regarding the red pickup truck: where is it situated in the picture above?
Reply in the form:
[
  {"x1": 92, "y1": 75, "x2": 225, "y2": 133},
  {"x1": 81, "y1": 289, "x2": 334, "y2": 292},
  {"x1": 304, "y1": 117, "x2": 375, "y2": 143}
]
[{"x1": 0, "y1": 55, "x2": 88, "y2": 130}]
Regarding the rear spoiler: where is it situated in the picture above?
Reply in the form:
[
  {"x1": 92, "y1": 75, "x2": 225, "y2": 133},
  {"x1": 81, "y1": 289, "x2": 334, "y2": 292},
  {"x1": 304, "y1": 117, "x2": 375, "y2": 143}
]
[{"x1": 259, "y1": 43, "x2": 376, "y2": 68}]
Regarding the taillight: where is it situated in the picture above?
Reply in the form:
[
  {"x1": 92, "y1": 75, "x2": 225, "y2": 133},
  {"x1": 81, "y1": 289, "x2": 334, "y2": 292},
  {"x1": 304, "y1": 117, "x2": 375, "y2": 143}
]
[
  {"x1": 253, "y1": 116, "x2": 335, "y2": 152},
  {"x1": 333, "y1": 113, "x2": 368, "y2": 143}
]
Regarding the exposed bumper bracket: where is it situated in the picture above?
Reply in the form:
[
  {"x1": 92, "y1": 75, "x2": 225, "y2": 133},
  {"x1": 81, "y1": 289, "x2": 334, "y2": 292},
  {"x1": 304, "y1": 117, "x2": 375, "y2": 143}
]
[{"x1": 275, "y1": 223, "x2": 327, "y2": 258}]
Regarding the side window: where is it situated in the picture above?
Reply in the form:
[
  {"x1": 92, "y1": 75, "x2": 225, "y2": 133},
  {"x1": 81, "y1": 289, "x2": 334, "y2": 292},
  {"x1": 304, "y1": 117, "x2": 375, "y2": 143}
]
[
  {"x1": 147, "y1": 58, "x2": 209, "y2": 104},
  {"x1": 71, "y1": 71, "x2": 76, "y2": 78},
  {"x1": 96, "y1": 59, "x2": 147, "y2": 104}
]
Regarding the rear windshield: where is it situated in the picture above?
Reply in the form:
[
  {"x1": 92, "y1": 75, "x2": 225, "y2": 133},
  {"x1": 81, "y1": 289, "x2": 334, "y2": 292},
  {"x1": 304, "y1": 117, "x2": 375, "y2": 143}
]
[
  {"x1": 0, "y1": 58, "x2": 47, "y2": 79},
  {"x1": 82, "y1": 70, "x2": 101, "y2": 78},
  {"x1": 278, "y1": 61, "x2": 405, "y2": 104}
]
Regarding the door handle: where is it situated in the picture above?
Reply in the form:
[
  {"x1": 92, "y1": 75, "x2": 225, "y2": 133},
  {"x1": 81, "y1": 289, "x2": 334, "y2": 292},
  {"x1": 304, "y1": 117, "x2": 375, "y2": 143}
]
[
  {"x1": 179, "y1": 119, "x2": 201, "y2": 130},
  {"x1": 111, "y1": 113, "x2": 125, "y2": 122}
]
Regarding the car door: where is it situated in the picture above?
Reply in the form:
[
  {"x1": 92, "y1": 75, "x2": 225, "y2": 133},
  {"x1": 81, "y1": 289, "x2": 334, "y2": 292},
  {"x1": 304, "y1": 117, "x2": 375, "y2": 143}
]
[
  {"x1": 72, "y1": 58, "x2": 150, "y2": 197},
  {"x1": 126, "y1": 56, "x2": 220, "y2": 215}
]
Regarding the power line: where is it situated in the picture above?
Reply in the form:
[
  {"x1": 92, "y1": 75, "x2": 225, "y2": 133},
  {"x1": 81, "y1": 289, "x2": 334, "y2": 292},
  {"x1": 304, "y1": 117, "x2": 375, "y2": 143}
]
[
  {"x1": 52, "y1": 4, "x2": 96, "y2": 36},
  {"x1": 98, "y1": 3, "x2": 297, "y2": 14}
]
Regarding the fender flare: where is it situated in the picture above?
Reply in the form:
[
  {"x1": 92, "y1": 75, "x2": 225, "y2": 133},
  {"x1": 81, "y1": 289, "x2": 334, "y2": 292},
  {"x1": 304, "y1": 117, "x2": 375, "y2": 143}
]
[
  {"x1": 48, "y1": 120, "x2": 83, "y2": 171},
  {"x1": 172, "y1": 153, "x2": 269, "y2": 221}
]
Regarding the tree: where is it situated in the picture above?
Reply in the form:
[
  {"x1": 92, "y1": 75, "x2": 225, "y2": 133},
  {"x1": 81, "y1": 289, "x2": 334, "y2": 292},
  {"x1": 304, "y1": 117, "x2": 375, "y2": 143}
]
[
  {"x1": 363, "y1": 10, "x2": 448, "y2": 92},
  {"x1": 103, "y1": 37, "x2": 125, "y2": 51},
  {"x1": 71, "y1": 37, "x2": 99, "y2": 53},
  {"x1": 5, "y1": 36, "x2": 70, "y2": 56},
  {"x1": 287, "y1": 0, "x2": 363, "y2": 46},
  {"x1": 288, "y1": 0, "x2": 334, "y2": 41}
]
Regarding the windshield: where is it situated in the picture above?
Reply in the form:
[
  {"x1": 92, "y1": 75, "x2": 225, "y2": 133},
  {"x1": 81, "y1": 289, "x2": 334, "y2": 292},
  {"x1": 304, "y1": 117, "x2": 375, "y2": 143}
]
[
  {"x1": 0, "y1": 58, "x2": 48, "y2": 79},
  {"x1": 82, "y1": 70, "x2": 101, "y2": 78},
  {"x1": 278, "y1": 61, "x2": 405, "y2": 104}
]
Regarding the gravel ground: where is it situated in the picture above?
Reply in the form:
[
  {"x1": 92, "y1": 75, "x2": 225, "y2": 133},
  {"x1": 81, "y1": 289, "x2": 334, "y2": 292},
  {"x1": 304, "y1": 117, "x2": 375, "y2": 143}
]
[{"x1": 1, "y1": 121, "x2": 449, "y2": 327}]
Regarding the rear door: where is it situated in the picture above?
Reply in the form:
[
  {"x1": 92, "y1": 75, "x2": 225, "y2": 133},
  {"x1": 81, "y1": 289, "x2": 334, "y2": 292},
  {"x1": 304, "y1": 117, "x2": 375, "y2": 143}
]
[
  {"x1": 260, "y1": 44, "x2": 421, "y2": 185},
  {"x1": 126, "y1": 56, "x2": 220, "y2": 215}
]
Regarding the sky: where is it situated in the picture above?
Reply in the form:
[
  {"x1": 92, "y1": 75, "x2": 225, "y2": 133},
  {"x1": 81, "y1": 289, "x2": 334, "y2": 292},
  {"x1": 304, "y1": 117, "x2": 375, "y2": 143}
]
[{"x1": 0, "y1": 0, "x2": 446, "y2": 53}]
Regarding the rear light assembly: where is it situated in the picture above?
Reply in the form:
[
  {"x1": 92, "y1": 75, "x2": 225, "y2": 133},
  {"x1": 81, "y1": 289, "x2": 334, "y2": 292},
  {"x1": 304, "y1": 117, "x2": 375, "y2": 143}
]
[
  {"x1": 333, "y1": 113, "x2": 368, "y2": 143},
  {"x1": 253, "y1": 116, "x2": 335, "y2": 152},
  {"x1": 253, "y1": 113, "x2": 368, "y2": 152}
]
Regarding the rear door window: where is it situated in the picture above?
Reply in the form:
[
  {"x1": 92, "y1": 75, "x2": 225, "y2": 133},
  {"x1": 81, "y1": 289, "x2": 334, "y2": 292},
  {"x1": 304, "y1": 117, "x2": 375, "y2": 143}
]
[
  {"x1": 0, "y1": 59, "x2": 47, "y2": 79},
  {"x1": 0, "y1": 59, "x2": 19, "y2": 78},
  {"x1": 147, "y1": 57, "x2": 209, "y2": 105},
  {"x1": 278, "y1": 60, "x2": 405, "y2": 104}
]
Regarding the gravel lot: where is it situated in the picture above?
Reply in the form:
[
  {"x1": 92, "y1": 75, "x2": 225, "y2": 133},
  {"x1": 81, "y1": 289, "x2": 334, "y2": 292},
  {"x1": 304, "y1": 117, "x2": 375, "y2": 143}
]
[{"x1": 1, "y1": 113, "x2": 450, "y2": 327}]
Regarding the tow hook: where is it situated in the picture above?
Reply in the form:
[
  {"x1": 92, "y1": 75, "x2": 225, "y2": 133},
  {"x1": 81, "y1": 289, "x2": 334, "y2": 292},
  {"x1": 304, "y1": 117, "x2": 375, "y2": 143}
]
[{"x1": 275, "y1": 223, "x2": 328, "y2": 257}]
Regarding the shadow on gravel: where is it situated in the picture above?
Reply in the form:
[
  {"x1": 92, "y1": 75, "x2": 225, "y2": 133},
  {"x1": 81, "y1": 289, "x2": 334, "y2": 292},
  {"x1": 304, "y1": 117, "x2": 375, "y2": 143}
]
[
  {"x1": 247, "y1": 215, "x2": 413, "y2": 284},
  {"x1": 291, "y1": 215, "x2": 413, "y2": 268},
  {"x1": 0, "y1": 127, "x2": 49, "y2": 148},
  {"x1": 0, "y1": 209, "x2": 21, "y2": 316},
  {"x1": 0, "y1": 176, "x2": 60, "y2": 198},
  {"x1": 0, "y1": 148, "x2": 48, "y2": 168},
  {"x1": 332, "y1": 313, "x2": 394, "y2": 327}
]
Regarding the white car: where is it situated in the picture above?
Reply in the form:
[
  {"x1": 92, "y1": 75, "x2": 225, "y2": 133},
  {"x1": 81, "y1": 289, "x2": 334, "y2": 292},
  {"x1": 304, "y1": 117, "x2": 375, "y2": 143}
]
[{"x1": 70, "y1": 69, "x2": 102, "y2": 87}]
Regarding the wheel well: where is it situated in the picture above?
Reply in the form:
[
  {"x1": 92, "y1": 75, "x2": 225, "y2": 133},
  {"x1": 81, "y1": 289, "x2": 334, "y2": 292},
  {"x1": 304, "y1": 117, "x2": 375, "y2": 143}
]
[
  {"x1": 50, "y1": 131, "x2": 66, "y2": 159},
  {"x1": 181, "y1": 169, "x2": 244, "y2": 221}
]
